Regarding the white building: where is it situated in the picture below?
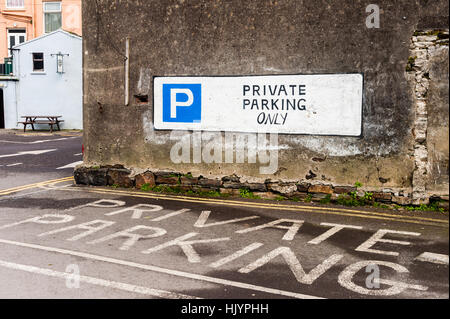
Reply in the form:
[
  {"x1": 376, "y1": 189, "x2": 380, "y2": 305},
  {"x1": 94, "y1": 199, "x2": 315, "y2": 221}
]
[{"x1": 0, "y1": 30, "x2": 82, "y2": 130}]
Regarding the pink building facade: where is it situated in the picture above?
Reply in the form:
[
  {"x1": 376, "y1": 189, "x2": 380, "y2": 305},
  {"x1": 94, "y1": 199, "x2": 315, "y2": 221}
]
[{"x1": 0, "y1": 0, "x2": 81, "y2": 60}]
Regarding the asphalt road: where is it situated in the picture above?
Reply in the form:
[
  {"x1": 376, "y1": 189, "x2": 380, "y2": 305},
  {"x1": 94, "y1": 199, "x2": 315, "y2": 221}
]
[
  {"x1": 0, "y1": 131, "x2": 448, "y2": 302},
  {"x1": 0, "y1": 131, "x2": 82, "y2": 190}
]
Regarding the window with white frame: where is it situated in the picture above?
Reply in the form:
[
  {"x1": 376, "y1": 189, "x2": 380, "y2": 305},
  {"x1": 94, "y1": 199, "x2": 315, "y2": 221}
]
[
  {"x1": 7, "y1": 29, "x2": 26, "y2": 56},
  {"x1": 44, "y1": 2, "x2": 62, "y2": 33},
  {"x1": 6, "y1": 0, "x2": 25, "y2": 9}
]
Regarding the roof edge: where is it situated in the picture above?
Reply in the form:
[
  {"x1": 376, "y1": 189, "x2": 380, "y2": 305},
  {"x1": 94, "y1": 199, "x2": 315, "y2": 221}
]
[{"x1": 13, "y1": 29, "x2": 82, "y2": 49}]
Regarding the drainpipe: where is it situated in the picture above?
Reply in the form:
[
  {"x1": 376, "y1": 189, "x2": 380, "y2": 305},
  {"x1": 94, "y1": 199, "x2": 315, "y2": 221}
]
[{"x1": 124, "y1": 37, "x2": 130, "y2": 106}]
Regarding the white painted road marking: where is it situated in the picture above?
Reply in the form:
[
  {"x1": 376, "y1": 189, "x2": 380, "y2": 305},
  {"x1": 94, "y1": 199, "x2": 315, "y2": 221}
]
[
  {"x1": 150, "y1": 208, "x2": 191, "y2": 222},
  {"x1": 56, "y1": 161, "x2": 83, "y2": 170},
  {"x1": 236, "y1": 219, "x2": 304, "y2": 241},
  {"x1": 88, "y1": 225, "x2": 167, "y2": 251},
  {"x1": 141, "y1": 232, "x2": 231, "y2": 263},
  {"x1": 38, "y1": 220, "x2": 116, "y2": 241},
  {"x1": 415, "y1": 252, "x2": 449, "y2": 265},
  {"x1": 0, "y1": 137, "x2": 78, "y2": 145},
  {"x1": 74, "y1": 153, "x2": 83, "y2": 156},
  {"x1": 0, "y1": 202, "x2": 444, "y2": 297},
  {"x1": 0, "y1": 259, "x2": 200, "y2": 299},
  {"x1": 6, "y1": 163, "x2": 23, "y2": 167},
  {"x1": 66, "y1": 199, "x2": 126, "y2": 212},
  {"x1": 0, "y1": 149, "x2": 57, "y2": 159},
  {"x1": 0, "y1": 214, "x2": 75, "y2": 230},
  {"x1": 106, "y1": 204, "x2": 164, "y2": 219},
  {"x1": 194, "y1": 211, "x2": 260, "y2": 228},
  {"x1": 0, "y1": 238, "x2": 323, "y2": 299},
  {"x1": 355, "y1": 229, "x2": 421, "y2": 256},
  {"x1": 238, "y1": 247, "x2": 343, "y2": 285},
  {"x1": 209, "y1": 243, "x2": 264, "y2": 268},
  {"x1": 308, "y1": 223, "x2": 363, "y2": 245}
]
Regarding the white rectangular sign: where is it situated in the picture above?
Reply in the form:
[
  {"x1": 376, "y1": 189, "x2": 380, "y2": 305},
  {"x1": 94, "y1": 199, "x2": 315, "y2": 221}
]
[{"x1": 153, "y1": 74, "x2": 363, "y2": 136}]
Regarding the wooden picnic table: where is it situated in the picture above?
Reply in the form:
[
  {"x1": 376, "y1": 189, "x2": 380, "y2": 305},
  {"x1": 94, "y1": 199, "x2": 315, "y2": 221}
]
[{"x1": 18, "y1": 116, "x2": 64, "y2": 133}]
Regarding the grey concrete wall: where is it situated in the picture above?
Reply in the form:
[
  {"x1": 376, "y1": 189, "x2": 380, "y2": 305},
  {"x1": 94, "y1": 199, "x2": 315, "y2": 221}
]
[{"x1": 81, "y1": 0, "x2": 449, "y2": 200}]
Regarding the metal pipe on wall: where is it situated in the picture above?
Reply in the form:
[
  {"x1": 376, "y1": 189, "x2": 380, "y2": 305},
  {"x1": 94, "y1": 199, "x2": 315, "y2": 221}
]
[{"x1": 125, "y1": 37, "x2": 129, "y2": 106}]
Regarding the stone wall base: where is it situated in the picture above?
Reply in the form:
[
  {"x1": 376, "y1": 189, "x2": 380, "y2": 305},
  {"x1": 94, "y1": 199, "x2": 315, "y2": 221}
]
[{"x1": 74, "y1": 165, "x2": 449, "y2": 211}]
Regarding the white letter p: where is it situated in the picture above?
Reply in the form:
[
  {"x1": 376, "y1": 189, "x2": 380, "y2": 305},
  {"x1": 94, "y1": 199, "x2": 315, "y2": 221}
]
[{"x1": 170, "y1": 89, "x2": 194, "y2": 118}]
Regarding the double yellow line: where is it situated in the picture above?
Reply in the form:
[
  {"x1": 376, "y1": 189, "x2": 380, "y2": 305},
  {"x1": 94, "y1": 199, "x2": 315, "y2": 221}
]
[
  {"x1": 1, "y1": 176, "x2": 447, "y2": 228},
  {"x1": 60, "y1": 186, "x2": 449, "y2": 228},
  {"x1": 0, "y1": 176, "x2": 73, "y2": 196}
]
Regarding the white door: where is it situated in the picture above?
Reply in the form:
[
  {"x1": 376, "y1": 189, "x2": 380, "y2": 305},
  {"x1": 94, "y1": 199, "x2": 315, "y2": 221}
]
[{"x1": 7, "y1": 29, "x2": 27, "y2": 56}]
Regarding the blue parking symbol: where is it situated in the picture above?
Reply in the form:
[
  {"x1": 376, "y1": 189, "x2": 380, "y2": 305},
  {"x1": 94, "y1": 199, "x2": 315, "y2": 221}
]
[{"x1": 162, "y1": 84, "x2": 201, "y2": 123}]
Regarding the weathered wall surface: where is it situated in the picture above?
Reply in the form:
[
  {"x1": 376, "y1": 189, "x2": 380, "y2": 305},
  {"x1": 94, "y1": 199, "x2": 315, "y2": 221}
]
[
  {"x1": 426, "y1": 44, "x2": 449, "y2": 195},
  {"x1": 406, "y1": 30, "x2": 449, "y2": 203},
  {"x1": 80, "y1": 0, "x2": 449, "y2": 203}
]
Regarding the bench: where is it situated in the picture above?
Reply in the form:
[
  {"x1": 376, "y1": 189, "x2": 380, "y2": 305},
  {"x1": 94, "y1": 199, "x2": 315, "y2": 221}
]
[{"x1": 18, "y1": 116, "x2": 64, "y2": 133}]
